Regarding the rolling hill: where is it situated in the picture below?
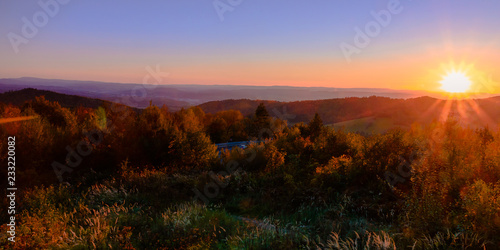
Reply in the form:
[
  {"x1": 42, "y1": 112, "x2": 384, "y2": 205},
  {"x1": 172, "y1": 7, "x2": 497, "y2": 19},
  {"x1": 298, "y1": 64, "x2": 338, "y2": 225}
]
[
  {"x1": 199, "y1": 96, "x2": 500, "y2": 132},
  {"x1": 0, "y1": 88, "x2": 118, "y2": 109},
  {"x1": 0, "y1": 77, "x2": 444, "y2": 110},
  {"x1": 3, "y1": 87, "x2": 500, "y2": 134}
]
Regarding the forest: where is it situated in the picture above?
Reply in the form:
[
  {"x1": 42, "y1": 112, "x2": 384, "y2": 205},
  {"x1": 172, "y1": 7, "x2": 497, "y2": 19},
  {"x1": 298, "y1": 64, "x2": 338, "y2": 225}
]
[{"x1": 1, "y1": 95, "x2": 500, "y2": 249}]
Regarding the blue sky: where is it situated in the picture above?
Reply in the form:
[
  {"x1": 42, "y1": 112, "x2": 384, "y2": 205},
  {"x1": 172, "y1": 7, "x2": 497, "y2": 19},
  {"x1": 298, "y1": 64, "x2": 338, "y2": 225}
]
[{"x1": 1, "y1": 0, "x2": 500, "y2": 91}]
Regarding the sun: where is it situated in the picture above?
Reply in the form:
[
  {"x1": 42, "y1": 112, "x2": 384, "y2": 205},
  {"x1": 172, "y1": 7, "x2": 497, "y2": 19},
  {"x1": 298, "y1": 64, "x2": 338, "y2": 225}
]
[{"x1": 439, "y1": 70, "x2": 472, "y2": 93}]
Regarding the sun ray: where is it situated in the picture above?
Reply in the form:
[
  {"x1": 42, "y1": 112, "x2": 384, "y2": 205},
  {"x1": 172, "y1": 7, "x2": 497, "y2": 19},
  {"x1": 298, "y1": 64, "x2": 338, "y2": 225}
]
[
  {"x1": 439, "y1": 98, "x2": 454, "y2": 122},
  {"x1": 465, "y1": 98, "x2": 496, "y2": 128},
  {"x1": 417, "y1": 99, "x2": 444, "y2": 123},
  {"x1": 456, "y1": 100, "x2": 468, "y2": 120}
]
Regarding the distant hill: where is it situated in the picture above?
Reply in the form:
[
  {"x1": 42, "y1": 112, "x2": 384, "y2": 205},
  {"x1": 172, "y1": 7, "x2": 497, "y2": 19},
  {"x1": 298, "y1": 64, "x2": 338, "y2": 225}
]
[
  {"x1": 199, "y1": 96, "x2": 500, "y2": 132},
  {"x1": 0, "y1": 88, "x2": 116, "y2": 109},
  {"x1": 0, "y1": 77, "x2": 452, "y2": 110},
  {"x1": 199, "y1": 97, "x2": 408, "y2": 124},
  {"x1": 2, "y1": 88, "x2": 499, "y2": 133}
]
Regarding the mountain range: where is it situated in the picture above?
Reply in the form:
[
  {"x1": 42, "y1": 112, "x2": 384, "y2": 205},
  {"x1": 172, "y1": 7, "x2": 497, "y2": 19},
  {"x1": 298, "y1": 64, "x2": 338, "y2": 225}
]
[
  {"x1": 1, "y1": 85, "x2": 500, "y2": 133},
  {"x1": 0, "y1": 77, "x2": 458, "y2": 110}
]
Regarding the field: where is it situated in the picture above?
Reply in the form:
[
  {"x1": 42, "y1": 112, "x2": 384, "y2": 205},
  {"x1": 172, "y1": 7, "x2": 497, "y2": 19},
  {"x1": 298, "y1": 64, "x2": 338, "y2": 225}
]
[{"x1": 331, "y1": 116, "x2": 401, "y2": 134}]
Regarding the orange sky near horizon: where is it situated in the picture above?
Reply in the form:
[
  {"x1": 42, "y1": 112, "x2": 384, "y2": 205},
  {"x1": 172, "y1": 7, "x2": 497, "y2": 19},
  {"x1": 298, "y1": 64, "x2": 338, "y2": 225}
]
[
  {"x1": 4, "y1": 46, "x2": 498, "y2": 94},
  {"x1": 1, "y1": 1, "x2": 500, "y2": 94}
]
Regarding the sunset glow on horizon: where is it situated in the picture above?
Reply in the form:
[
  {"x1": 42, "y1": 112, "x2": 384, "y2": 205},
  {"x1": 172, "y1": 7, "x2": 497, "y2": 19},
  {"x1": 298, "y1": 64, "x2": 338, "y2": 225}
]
[{"x1": 1, "y1": 1, "x2": 500, "y2": 93}]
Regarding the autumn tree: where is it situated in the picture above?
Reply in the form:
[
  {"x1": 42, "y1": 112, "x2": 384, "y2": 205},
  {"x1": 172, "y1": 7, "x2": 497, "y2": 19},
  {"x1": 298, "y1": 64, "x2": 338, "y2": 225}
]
[
  {"x1": 175, "y1": 107, "x2": 205, "y2": 133},
  {"x1": 206, "y1": 116, "x2": 228, "y2": 143},
  {"x1": 24, "y1": 96, "x2": 77, "y2": 133},
  {"x1": 307, "y1": 113, "x2": 323, "y2": 141},
  {"x1": 206, "y1": 110, "x2": 247, "y2": 143},
  {"x1": 250, "y1": 103, "x2": 272, "y2": 139},
  {"x1": 136, "y1": 105, "x2": 181, "y2": 166}
]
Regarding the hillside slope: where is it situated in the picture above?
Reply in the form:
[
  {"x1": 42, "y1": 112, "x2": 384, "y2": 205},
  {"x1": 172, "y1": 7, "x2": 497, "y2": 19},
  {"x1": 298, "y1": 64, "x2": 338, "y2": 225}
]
[
  {"x1": 199, "y1": 96, "x2": 500, "y2": 129},
  {"x1": 0, "y1": 88, "x2": 116, "y2": 109}
]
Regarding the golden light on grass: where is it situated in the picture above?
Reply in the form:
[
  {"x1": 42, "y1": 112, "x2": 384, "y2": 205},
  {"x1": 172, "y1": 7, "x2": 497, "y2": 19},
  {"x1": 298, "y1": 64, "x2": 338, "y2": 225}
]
[{"x1": 439, "y1": 70, "x2": 472, "y2": 93}]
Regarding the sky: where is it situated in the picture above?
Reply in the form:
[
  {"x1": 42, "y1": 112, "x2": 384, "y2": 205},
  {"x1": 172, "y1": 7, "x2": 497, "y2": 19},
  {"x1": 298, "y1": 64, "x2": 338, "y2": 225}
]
[{"x1": 1, "y1": 0, "x2": 500, "y2": 92}]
